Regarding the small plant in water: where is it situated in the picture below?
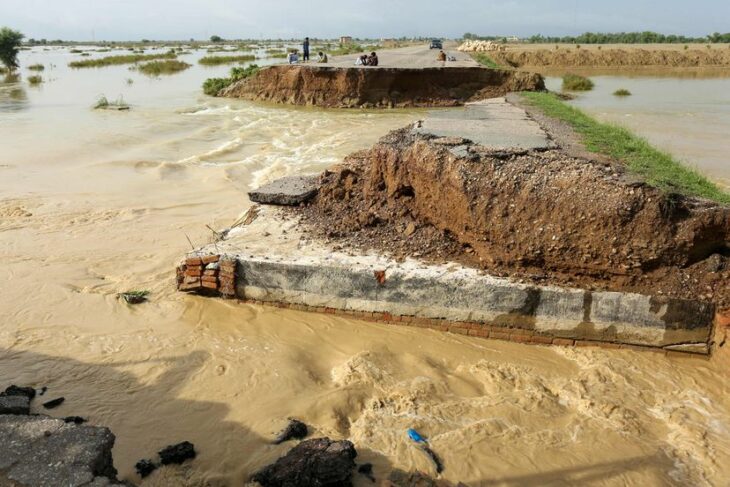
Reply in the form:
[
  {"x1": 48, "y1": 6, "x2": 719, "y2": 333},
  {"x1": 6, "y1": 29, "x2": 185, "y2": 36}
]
[
  {"x1": 562, "y1": 73, "x2": 594, "y2": 91},
  {"x1": 125, "y1": 77, "x2": 134, "y2": 85},
  {"x1": 27, "y1": 63, "x2": 44, "y2": 71},
  {"x1": 94, "y1": 94, "x2": 130, "y2": 110},
  {"x1": 613, "y1": 88, "x2": 632, "y2": 97},
  {"x1": 118, "y1": 290, "x2": 149, "y2": 304},
  {"x1": 27, "y1": 75, "x2": 42, "y2": 85}
]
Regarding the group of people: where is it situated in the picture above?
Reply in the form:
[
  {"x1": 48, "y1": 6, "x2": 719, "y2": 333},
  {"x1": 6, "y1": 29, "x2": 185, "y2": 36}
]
[{"x1": 354, "y1": 52, "x2": 379, "y2": 66}]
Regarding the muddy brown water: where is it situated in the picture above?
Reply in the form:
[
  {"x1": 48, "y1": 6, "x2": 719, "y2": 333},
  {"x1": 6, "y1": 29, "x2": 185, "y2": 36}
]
[{"x1": 1, "y1": 48, "x2": 729, "y2": 486}]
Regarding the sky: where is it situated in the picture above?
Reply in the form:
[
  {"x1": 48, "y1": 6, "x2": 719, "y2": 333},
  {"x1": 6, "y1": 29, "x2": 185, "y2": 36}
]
[{"x1": 1, "y1": 0, "x2": 728, "y2": 41}]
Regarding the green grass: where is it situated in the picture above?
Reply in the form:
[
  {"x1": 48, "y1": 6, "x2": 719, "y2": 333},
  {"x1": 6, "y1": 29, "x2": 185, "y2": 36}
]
[
  {"x1": 137, "y1": 59, "x2": 191, "y2": 76},
  {"x1": 203, "y1": 64, "x2": 260, "y2": 96},
  {"x1": 198, "y1": 54, "x2": 257, "y2": 65},
  {"x1": 470, "y1": 52, "x2": 502, "y2": 69},
  {"x1": 94, "y1": 95, "x2": 130, "y2": 110},
  {"x1": 613, "y1": 88, "x2": 632, "y2": 97},
  {"x1": 27, "y1": 75, "x2": 43, "y2": 85},
  {"x1": 69, "y1": 52, "x2": 176, "y2": 68},
  {"x1": 562, "y1": 74, "x2": 594, "y2": 91},
  {"x1": 520, "y1": 91, "x2": 730, "y2": 204},
  {"x1": 27, "y1": 63, "x2": 45, "y2": 71}
]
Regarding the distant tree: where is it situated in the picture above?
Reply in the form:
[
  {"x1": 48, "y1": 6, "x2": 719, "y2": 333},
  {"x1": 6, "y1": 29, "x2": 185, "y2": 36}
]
[
  {"x1": 210, "y1": 35, "x2": 223, "y2": 43},
  {"x1": 0, "y1": 27, "x2": 24, "y2": 71}
]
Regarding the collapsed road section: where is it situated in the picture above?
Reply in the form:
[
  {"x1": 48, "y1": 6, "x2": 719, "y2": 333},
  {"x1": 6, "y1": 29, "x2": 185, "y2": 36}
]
[{"x1": 176, "y1": 97, "x2": 728, "y2": 354}]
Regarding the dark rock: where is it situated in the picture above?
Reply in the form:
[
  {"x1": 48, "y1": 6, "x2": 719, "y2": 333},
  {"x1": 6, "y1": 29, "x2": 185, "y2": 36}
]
[
  {"x1": 2, "y1": 385, "x2": 36, "y2": 400},
  {"x1": 248, "y1": 175, "x2": 320, "y2": 206},
  {"x1": 251, "y1": 437, "x2": 357, "y2": 487},
  {"x1": 386, "y1": 469, "x2": 455, "y2": 487},
  {"x1": 0, "y1": 395, "x2": 30, "y2": 415},
  {"x1": 39, "y1": 386, "x2": 48, "y2": 396},
  {"x1": 135, "y1": 458, "x2": 158, "y2": 478},
  {"x1": 358, "y1": 463, "x2": 375, "y2": 482},
  {"x1": 273, "y1": 418, "x2": 308, "y2": 444},
  {"x1": 42, "y1": 397, "x2": 65, "y2": 409},
  {"x1": 158, "y1": 441, "x2": 196, "y2": 465},
  {"x1": 64, "y1": 416, "x2": 87, "y2": 424},
  {"x1": 0, "y1": 414, "x2": 120, "y2": 486}
]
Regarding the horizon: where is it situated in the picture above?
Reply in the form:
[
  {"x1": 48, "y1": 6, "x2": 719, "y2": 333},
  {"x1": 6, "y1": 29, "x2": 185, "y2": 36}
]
[{"x1": 2, "y1": 0, "x2": 728, "y2": 42}]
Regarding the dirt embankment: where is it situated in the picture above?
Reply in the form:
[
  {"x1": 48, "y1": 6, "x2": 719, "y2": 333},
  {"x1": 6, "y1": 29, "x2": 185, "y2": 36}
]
[
  {"x1": 297, "y1": 128, "x2": 730, "y2": 308},
  {"x1": 221, "y1": 65, "x2": 545, "y2": 108},
  {"x1": 494, "y1": 48, "x2": 730, "y2": 68}
]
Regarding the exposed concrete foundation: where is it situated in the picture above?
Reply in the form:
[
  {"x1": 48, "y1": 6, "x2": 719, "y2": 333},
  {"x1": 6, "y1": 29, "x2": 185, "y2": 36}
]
[{"x1": 178, "y1": 206, "x2": 715, "y2": 354}]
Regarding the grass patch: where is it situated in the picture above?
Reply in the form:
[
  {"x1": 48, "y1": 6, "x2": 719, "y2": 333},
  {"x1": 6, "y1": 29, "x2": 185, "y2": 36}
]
[
  {"x1": 94, "y1": 95, "x2": 130, "y2": 110},
  {"x1": 613, "y1": 88, "x2": 632, "y2": 97},
  {"x1": 520, "y1": 91, "x2": 730, "y2": 204},
  {"x1": 69, "y1": 52, "x2": 176, "y2": 68},
  {"x1": 27, "y1": 63, "x2": 45, "y2": 71},
  {"x1": 118, "y1": 290, "x2": 149, "y2": 304},
  {"x1": 198, "y1": 54, "x2": 256, "y2": 65},
  {"x1": 562, "y1": 73, "x2": 594, "y2": 91},
  {"x1": 470, "y1": 52, "x2": 502, "y2": 69},
  {"x1": 203, "y1": 64, "x2": 260, "y2": 96},
  {"x1": 137, "y1": 59, "x2": 191, "y2": 76},
  {"x1": 27, "y1": 75, "x2": 43, "y2": 85}
]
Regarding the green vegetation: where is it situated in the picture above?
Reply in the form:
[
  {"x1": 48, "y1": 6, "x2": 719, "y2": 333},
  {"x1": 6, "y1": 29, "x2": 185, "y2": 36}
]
[
  {"x1": 470, "y1": 52, "x2": 501, "y2": 69},
  {"x1": 613, "y1": 88, "x2": 632, "y2": 97},
  {"x1": 521, "y1": 91, "x2": 730, "y2": 204},
  {"x1": 525, "y1": 31, "x2": 730, "y2": 44},
  {"x1": 0, "y1": 66, "x2": 7, "y2": 74},
  {"x1": 325, "y1": 43, "x2": 364, "y2": 56},
  {"x1": 69, "y1": 52, "x2": 176, "y2": 68},
  {"x1": 27, "y1": 74, "x2": 42, "y2": 85},
  {"x1": 269, "y1": 52, "x2": 287, "y2": 59},
  {"x1": 198, "y1": 54, "x2": 257, "y2": 65},
  {"x1": 203, "y1": 64, "x2": 260, "y2": 96},
  {"x1": 0, "y1": 27, "x2": 24, "y2": 71},
  {"x1": 118, "y1": 290, "x2": 149, "y2": 304},
  {"x1": 94, "y1": 95, "x2": 130, "y2": 110},
  {"x1": 210, "y1": 35, "x2": 223, "y2": 43},
  {"x1": 27, "y1": 63, "x2": 44, "y2": 71},
  {"x1": 137, "y1": 59, "x2": 191, "y2": 76},
  {"x1": 70, "y1": 49, "x2": 83, "y2": 53},
  {"x1": 562, "y1": 73, "x2": 594, "y2": 91}
]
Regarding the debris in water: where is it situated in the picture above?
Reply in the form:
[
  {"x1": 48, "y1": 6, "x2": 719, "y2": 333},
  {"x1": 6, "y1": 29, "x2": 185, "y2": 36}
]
[
  {"x1": 407, "y1": 428, "x2": 427, "y2": 443},
  {"x1": 118, "y1": 290, "x2": 150, "y2": 304},
  {"x1": 64, "y1": 416, "x2": 87, "y2": 424},
  {"x1": 39, "y1": 386, "x2": 47, "y2": 396},
  {"x1": 135, "y1": 459, "x2": 158, "y2": 478},
  {"x1": 273, "y1": 418, "x2": 308, "y2": 444},
  {"x1": 407, "y1": 428, "x2": 443, "y2": 473},
  {"x1": 358, "y1": 463, "x2": 376, "y2": 482},
  {"x1": 42, "y1": 397, "x2": 65, "y2": 409},
  {"x1": 158, "y1": 441, "x2": 196, "y2": 465}
]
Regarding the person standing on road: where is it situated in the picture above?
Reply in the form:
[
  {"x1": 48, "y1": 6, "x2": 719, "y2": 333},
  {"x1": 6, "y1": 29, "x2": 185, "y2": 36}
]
[{"x1": 302, "y1": 37, "x2": 310, "y2": 62}]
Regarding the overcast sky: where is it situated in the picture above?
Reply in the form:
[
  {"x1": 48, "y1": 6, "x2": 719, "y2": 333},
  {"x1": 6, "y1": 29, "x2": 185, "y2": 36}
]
[{"x1": 2, "y1": 0, "x2": 728, "y2": 41}]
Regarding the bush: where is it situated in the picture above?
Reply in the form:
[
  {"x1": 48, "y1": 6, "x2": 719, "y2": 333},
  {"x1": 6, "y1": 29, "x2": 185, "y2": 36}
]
[
  {"x1": 28, "y1": 63, "x2": 44, "y2": 71},
  {"x1": 562, "y1": 73, "x2": 594, "y2": 91},
  {"x1": 0, "y1": 27, "x2": 24, "y2": 71},
  {"x1": 203, "y1": 64, "x2": 260, "y2": 96},
  {"x1": 613, "y1": 88, "x2": 632, "y2": 96},
  {"x1": 198, "y1": 54, "x2": 257, "y2": 65},
  {"x1": 137, "y1": 59, "x2": 191, "y2": 76},
  {"x1": 27, "y1": 74, "x2": 42, "y2": 85}
]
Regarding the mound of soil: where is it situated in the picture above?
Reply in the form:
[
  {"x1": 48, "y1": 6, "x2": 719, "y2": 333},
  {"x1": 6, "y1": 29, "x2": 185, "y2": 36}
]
[
  {"x1": 221, "y1": 65, "x2": 545, "y2": 108},
  {"x1": 296, "y1": 126, "x2": 730, "y2": 309},
  {"x1": 494, "y1": 48, "x2": 730, "y2": 68}
]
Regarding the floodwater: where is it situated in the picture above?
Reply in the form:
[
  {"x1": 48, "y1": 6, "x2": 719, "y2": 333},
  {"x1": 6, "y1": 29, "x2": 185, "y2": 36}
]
[
  {"x1": 1, "y1": 47, "x2": 729, "y2": 486},
  {"x1": 545, "y1": 72, "x2": 730, "y2": 189}
]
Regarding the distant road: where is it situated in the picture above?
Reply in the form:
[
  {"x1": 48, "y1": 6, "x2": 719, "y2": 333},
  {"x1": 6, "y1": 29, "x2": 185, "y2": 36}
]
[{"x1": 324, "y1": 42, "x2": 479, "y2": 69}]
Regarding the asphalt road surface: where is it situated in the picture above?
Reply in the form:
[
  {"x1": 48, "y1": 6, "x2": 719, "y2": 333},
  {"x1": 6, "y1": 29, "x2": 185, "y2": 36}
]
[{"x1": 323, "y1": 42, "x2": 479, "y2": 69}]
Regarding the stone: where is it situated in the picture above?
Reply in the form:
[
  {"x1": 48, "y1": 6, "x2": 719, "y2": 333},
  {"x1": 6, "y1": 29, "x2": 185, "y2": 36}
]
[
  {"x1": 248, "y1": 175, "x2": 320, "y2": 206},
  {"x1": 273, "y1": 418, "x2": 308, "y2": 444},
  {"x1": 1, "y1": 385, "x2": 36, "y2": 400},
  {"x1": 158, "y1": 441, "x2": 196, "y2": 465},
  {"x1": 251, "y1": 437, "x2": 357, "y2": 487},
  {"x1": 0, "y1": 414, "x2": 119, "y2": 486},
  {"x1": 0, "y1": 395, "x2": 30, "y2": 415},
  {"x1": 43, "y1": 397, "x2": 65, "y2": 409},
  {"x1": 135, "y1": 458, "x2": 158, "y2": 478}
]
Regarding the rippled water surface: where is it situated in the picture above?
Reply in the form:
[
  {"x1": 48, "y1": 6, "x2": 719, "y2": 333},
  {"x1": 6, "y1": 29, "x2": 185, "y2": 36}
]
[{"x1": 1, "y1": 48, "x2": 729, "y2": 486}]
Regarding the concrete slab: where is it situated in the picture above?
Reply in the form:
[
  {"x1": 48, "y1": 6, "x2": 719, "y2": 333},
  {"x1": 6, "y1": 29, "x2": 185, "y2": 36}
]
[
  {"x1": 415, "y1": 98, "x2": 555, "y2": 150},
  {"x1": 248, "y1": 175, "x2": 319, "y2": 206},
  {"x1": 179, "y1": 206, "x2": 714, "y2": 353}
]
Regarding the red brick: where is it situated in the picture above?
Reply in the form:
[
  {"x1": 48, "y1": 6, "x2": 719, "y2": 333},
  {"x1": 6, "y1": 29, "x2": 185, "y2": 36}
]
[
  {"x1": 201, "y1": 281, "x2": 218, "y2": 289},
  {"x1": 201, "y1": 254, "x2": 220, "y2": 264},
  {"x1": 219, "y1": 270, "x2": 235, "y2": 279},
  {"x1": 552, "y1": 338, "x2": 575, "y2": 346},
  {"x1": 716, "y1": 311, "x2": 730, "y2": 328},
  {"x1": 510, "y1": 334, "x2": 533, "y2": 343},
  {"x1": 450, "y1": 327, "x2": 470, "y2": 335},
  {"x1": 185, "y1": 268, "x2": 202, "y2": 277},
  {"x1": 203, "y1": 269, "x2": 218, "y2": 277},
  {"x1": 201, "y1": 275, "x2": 218, "y2": 284},
  {"x1": 530, "y1": 335, "x2": 554, "y2": 344},
  {"x1": 185, "y1": 257, "x2": 202, "y2": 266},
  {"x1": 575, "y1": 340, "x2": 598, "y2": 347},
  {"x1": 468, "y1": 329, "x2": 490, "y2": 338},
  {"x1": 490, "y1": 331, "x2": 510, "y2": 341}
]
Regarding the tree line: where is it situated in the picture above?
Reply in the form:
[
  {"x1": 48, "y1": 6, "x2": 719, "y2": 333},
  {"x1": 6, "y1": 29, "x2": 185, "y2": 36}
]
[{"x1": 464, "y1": 31, "x2": 730, "y2": 44}]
